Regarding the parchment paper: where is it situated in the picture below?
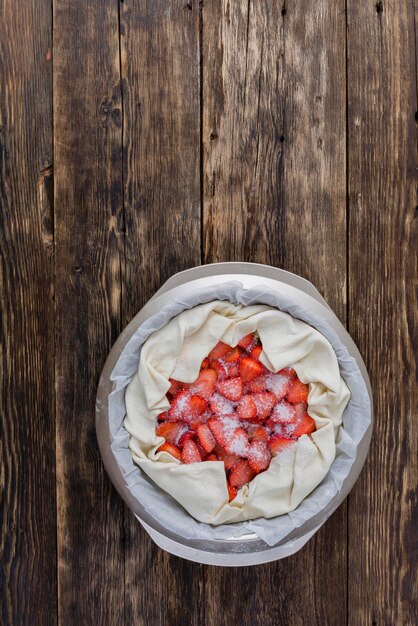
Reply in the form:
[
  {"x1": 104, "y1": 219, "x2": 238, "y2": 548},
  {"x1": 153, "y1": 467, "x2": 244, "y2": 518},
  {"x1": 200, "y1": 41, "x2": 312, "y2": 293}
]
[{"x1": 107, "y1": 281, "x2": 371, "y2": 546}]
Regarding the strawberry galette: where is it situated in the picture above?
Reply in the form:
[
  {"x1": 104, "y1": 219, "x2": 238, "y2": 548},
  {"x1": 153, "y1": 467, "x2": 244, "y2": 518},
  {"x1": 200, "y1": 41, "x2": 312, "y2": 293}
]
[
  {"x1": 156, "y1": 333, "x2": 316, "y2": 502},
  {"x1": 124, "y1": 301, "x2": 350, "y2": 525}
]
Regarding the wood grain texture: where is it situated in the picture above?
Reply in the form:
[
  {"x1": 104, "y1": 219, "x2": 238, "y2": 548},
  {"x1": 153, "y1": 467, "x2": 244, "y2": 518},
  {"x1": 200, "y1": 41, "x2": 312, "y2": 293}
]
[
  {"x1": 53, "y1": 1, "x2": 125, "y2": 623},
  {"x1": 202, "y1": 2, "x2": 347, "y2": 625},
  {"x1": 347, "y1": 1, "x2": 418, "y2": 624},
  {"x1": 203, "y1": 0, "x2": 347, "y2": 318},
  {"x1": 119, "y1": 2, "x2": 204, "y2": 625},
  {"x1": 0, "y1": 2, "x2": 56, "y2": 624},
  {"x1": 120, "y1": 0, "x2": 201, "y2": 312},
  {"x1": 1, "y1": 1, "x2": 417, "y2": 623}
]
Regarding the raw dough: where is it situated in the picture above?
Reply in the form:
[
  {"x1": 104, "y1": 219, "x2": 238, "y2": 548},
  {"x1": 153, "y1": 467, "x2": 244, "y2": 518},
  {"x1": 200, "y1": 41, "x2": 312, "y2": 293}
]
[{"x1": 124, "y1": 301, "x2": 350, "y2": 524}]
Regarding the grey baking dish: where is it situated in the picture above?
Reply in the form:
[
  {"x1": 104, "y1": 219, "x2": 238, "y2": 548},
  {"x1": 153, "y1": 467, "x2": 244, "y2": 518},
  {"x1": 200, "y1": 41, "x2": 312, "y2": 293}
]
[{"x1": 96, "y1": 263, "x2": 373, "y2": 566}]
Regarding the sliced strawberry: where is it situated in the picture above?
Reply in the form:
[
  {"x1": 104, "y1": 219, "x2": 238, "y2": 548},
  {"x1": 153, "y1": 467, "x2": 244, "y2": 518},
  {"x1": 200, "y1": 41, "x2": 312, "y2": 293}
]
[
  {"x1": 269, "y1": 434, "x2": 294, "y2": 455},
  {"x1": 269, "y1": 400, "x2": 296, "y2": 423},
  {"x1": 209, "y1": 393, "x2": 236, "y2": 416},
  {"x1": 239, "y1": 357, "x2": 264, "y2": 383},
  {"x1": 201, "y1": 357, "x2": 210, "y2": 369},
  {"x1": 229, "y1": 460, "x2": 255, "y2": 488},
  {"x1": 196, "y1": 441, "x2": 207, "y2": 458},
  {"x1": 168, "y1": 378, "x2": 184, "y2": 396},
  {"x1": 213, "y1": 360, "x2": 240, "y2": 380},
  {"x1": 216, "y1": 377, "x2": 243, "y2": 402},
  {"x1": 222, "y1": 347, "x2": 241, "y2": 363},
  {"x1": 199, "y1": 408, "x2": 213, "y2": 423},
  {"x1": 266, "y1": 418, "x2": 277, "y2": 431},
  {"x1": 213, "y1": 445, "x2": 240, "y2": 470},
  {"x1": 224, "y1": 427, "x2": 250, "y2": 457},
  {"x1": 187, "y1": 395, "x2": 208, "y2": 417},
  {"x1": 208, "y1": 341, "x2": 231, "y2": 360},
  {"x1": 189, "y1": 418, "x2": 202, "y2": 431},
  {"x1": 225, "y1": 362, "x2": 240, "y2": 378},
  {"x1": 294, "y1": 402, "x2": 308, "y2": 419},
  {"x1": 207, "y1": 416, "x2": 237, "y2": 447},
  {"x1": 181, "y1": 438, "x2": 203, "y2": 464},
  {"x1": 208, "y1": 418, "x2": 228, "y2": 446},
  {"x1": 197, "y1": 423, "x2": 216, "y2": 453},
  {"x1": 252, "y1": 391, "x2": 276, "y2": 420},
  {"x1": 247, "y1": 375, "x2": 268, "y2": 393},
  {"x1": 248, "y1": 440, "x2": 272, "y2": 473},
  {"x1": 156, "y1": 411, "x2": 169, "y2": 422},
  {"x1": 202, "y1": 407, "x2": 213, "y2": 419},
  {"x1": 189, "y1": 368, "x2": 217, "y2": 399},
  {"x1": 227, "y1": 482, "x2": 238, "y2": 502},
  {"x1": 157, "y1": 442, "x2": 182, "y2": 460},
  {"x1": 212, "y1": 360, "x2": 229, "y2": 380},
  {"x1": 168, "y1": 390, "x2": 207, "y2": 422},
  {"x1": 168, "y1": 389, "x2": 191, "y2": 420},
  {"x1": 208, "y1": 416, "x2": 245, "y2": 457},
  {"x1": 155, "y1": 421, "x2": 187, "y2": 444},
  {"x1": 205, "y1": 453, "x2": 218, "y2": 461},
  {"x1": 188, "y1": 408, "x2": 212, "y2": 431},
  {"x1": 278, "y1": 366, "x2": 297, "y2": 378},
  {"x1": 237, "y1": 395, "x2": 257, "y2": 420},
  {"x1": 177, "y1": 430, "x2": 195, "y2": 448},
  {"x1": 250, "y1": 345, "x2": 263, "y2": 361},
  {"x1": 237, "y1": 333, "x2": 255, "y2": 350},
  {"x1": 293, "y1": 415, "x2": 316, "y2": 437},
  {"x1": 246, "y1": 424, "x2": 269, "y2": 443},
  {"x1": 264, "y1": 372, "x2": 292, "y2": 401},
  {"x1": 287, "y1": 378, "x2": 309, "y2": 404}
]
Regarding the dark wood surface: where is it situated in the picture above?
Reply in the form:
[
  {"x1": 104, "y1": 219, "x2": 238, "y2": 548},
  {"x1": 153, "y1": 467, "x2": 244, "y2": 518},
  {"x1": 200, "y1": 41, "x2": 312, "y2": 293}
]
[
  {"x1": 53, "y1": 1, "x2": 125, "y2": 624},
  {"x1": 1, "y1": 1, "x2": 56, "y2": 624},
  {"x1": 1, "y1": 1, "x2": 416, "y2": 625},
  {"x1": 347, "y1": 3, "x2": 418, "y2": 625}
]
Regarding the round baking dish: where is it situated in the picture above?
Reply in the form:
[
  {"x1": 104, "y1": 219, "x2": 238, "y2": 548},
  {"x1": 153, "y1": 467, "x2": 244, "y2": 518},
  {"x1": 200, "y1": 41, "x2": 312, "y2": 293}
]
[{"x1": 96, "y1": 262, "x2": 373, "y2": 566}]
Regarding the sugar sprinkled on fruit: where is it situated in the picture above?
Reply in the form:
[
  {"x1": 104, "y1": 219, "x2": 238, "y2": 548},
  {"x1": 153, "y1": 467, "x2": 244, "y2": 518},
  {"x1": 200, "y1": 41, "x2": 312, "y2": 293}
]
[{"x1": 155, "y1": 331, "x2": 315, "y2": 492}]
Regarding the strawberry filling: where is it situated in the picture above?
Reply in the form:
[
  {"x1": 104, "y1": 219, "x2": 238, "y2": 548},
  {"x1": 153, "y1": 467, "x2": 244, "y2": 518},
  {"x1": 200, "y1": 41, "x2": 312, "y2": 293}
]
[{"x1": 156, "y1": 332, "x2": 316, "y2": 501}]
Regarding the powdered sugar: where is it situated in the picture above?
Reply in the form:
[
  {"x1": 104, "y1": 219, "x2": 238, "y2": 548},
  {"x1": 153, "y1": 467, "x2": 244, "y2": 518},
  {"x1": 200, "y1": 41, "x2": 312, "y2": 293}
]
[
  {"x1": 215, "y1": 359, "x2": 229, "y2": 377},
  {"x1": 270, "y1": 401, "x2": 296, "y2": 423},
  {"x1": 271, "y1": 422, "x2": 296, "y2": 438},
  {"x1": 283, "y1": 423, "x2": 296, "y2": 437},
  {"x1": 218, "y1": 414, "x2": 240, "y2": 437},
  {"x1": 216, "y1": 377, "x2": 243, "y2": 401},
  {"x1": 217, "y1": 357, "x2": 239, "y2": 378},
  {"x1": 227, "y1": 430, "x2": 250, "y2": 457},
  {"x1": 252, "y1": 392, "x2": 276, "y2": 418},
  {"x1": 210, "y1": 392, "x2": 237, "y2": 417},
  {"x1": 249, "y1": 445, "x2": 265, "y2": 460},
  {"x1": 169, "y1": 391, "x2": 190, "y2": 420},
  {"x1": 264, "y1": 373, "x2": 291, "y2": 400},
  {"x1": 247, "y1": 440, "x2": 271, "y2": 471}
]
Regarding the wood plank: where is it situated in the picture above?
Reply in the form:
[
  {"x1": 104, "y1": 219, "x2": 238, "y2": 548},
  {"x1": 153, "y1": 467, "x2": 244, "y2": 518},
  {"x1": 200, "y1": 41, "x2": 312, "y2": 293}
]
[
  {"x1": 202, "y1": 1, "x2": 347, "y2": 624},
  {"x1": 120, "y1": 0, "x2": 202, "y2": 311},
  {"x1": 53, "y1": 1, "x2": 125, "y2": 623},
  {"x1": 0, "y1": 2, "x2": 56, "y2": 624},
  {"x1": 347, "y1": 1, "x2": 418, "y2": 623},
  {"x1": 119, "y1": 2, "x2": 204, "y2": 625}
]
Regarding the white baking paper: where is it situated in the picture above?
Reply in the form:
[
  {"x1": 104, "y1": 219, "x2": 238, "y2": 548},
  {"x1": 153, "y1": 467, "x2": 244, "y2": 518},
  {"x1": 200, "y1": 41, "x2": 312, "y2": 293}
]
[{"x1": 107, "y1": 281, "x2": 372, "y2": 546}]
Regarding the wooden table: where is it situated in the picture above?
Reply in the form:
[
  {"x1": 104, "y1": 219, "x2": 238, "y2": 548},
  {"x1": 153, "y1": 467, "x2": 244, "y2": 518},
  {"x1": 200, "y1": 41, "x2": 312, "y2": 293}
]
[{"x1": 1, "y1": 1, "x2": 417, "y2": 624}]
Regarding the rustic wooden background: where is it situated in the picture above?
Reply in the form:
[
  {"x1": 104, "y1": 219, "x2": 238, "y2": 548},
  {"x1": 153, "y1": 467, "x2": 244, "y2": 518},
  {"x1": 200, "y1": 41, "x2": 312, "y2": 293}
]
[{"x1": 1, "y1": 1, "x2": 417, "y2": 624}]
